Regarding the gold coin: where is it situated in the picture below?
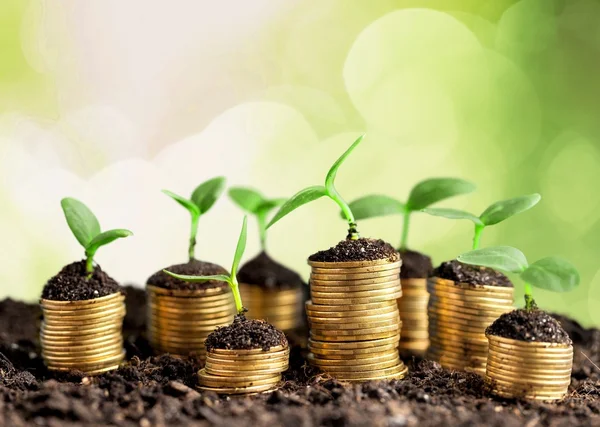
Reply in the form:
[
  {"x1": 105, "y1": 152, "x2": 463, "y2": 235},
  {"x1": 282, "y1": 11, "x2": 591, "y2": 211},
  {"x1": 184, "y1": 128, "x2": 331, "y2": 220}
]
[
  {"x1": 309, "y1": 346, "x2": 399, "y2": 359},
  {"x1": 400, "y1": 331, "x2": 429, "y2": 340},
  {"x1": 148, "y1": 297, "x2": 234, "y2": 310},
  {"x1": 41, "y1": 317, "x2": 124, "y2": 332},
  {"x1": 309, "y1": 282, "x2": 401, "y2": 293},
  {"x1": 207, "y1": 356, "x2": 289, "y2": 367},
  {"x1": 307, "y1": 311, "x2": 400, "y2": 324},
  {"x1": 310, "y1": 268, "x2": 400, "y2": 281},
  {"x1": 400, "y1": 278, "x2": 427, "y2": 286},
  {"x1": 310, "y1": 285, "x2": 401, "y2": 297},
  {"x1": 45, "y1": 351, "x2": 125, "y2": 368},
  {"x1": 205, "y1": 366, "x2": 286, "y2": 377},
  {"x1": 205, "y1": 360, "x2": 288, "y2": 371},
  {"x1": 486, "y1": 350, "x2": 573, "y2": 365},
  {"x1": 428, "y1": 318, "x2": 492, "y2": 334},
  {"x1": 485, "y1": 364, "x2": 571, "y2": 381},
  {"x1": 427, "y1": 290, "x2": 513, "y2": 306},
  {"x1": 198, "y1": 369, "x2": 280, "y2": 385},
  {"x1": 328, "y1": 363, "x2": 406, "y2": 380},
  {"x1": 42, "y1": 302, "x2": 125, "y2": 317},
  {"x1": 308, "y1": 258, "x2": 400, "y2": 269},
  {"x1": 487, "y1": 340, "x2": 573, "y2": 356},
  {"x1": 147, "y1": 284, "x2": 229, "y2": 297},
  {"x1": 313, "y1": 357, "x2": 401, "y2": 373},
  {"x1": 198, "y1": 382, "x2": 279, "y2": 395},
  {"x1": 428, "y1": 277, "x2": 514, "y2": 295},
  {"x1": 47, "y1": 363, "x2": 121, "y2": 376},
  {"x1": 308, "y1": 351, "x2": 399, "y2": 366},
  {"x1": 310, "y1": 276, "x2": 400, "y2": 287},
  {"x1": 486, "y1": 355, "x2": 573, "y2": 371},
  {"x1": 308, "y1": 336, "x2": 398, "y2": 350},
  {"x1": 311, "y1": 293, "x2": 402, "y2": 306},
  {"x1": 306, "y1": 306, "x2": 398, "y2": 319},
  {"x1": 42, "y1": 341, "x2": 123, "y2": 357},
  {"x1": 207, "y1": 349, "x2": 289, "y2": 361},
  {"x1": 40, "y1": 292, "x2": 124, "y2": 307},
  {"x1": 310, "y1": 260, "x2": 402, "y2": 274},
  {"x1": 488, "y1": 335, "x2": 573, "y2": 349},
  {"x1": 40, "y1": 332, "x2": 123, "y2": 347},
  {"x1": 398, "y1": 340, "x2": 429, "y2": 351},
  {"x1": 306, "y1": 299, "x2": 396, "y2": 311},
  {"x1": 209, "y1": 345, "x2": 288, "y2": 355},
  {"x1": 42, "y1": 347, "x2": 124, "y2": 363},
  {"x1": 427, "y1": 306, "x2": 502, "y2": 323},
  {"x1": 310, "y1": 331, "x2": 399, "y2": 342},
  {"x1": 486, "y1": 372, "x2": 570, "y2": 387},
  {"x1": 149, "y1": 319, "x2": 231, "y2": 330},
  {"x1": 309, "y1": 318, "x2": 400, "y2": 331},
  {"x1": 311, "y1": 323, "x2": 399, "y2": 336}
]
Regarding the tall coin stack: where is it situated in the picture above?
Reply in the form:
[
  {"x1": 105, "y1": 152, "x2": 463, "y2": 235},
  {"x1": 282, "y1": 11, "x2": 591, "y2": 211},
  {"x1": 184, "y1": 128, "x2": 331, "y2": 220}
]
[
  {"x1": 306, "y1": 258, "x2": 408, "y2": 381},
  {"x1": 40, "y1": 292, "x2": 126, "y2": 375},
  {"x1": 427, "y1": 277, "x2": 514, "y2": 375},
  {"x1": 397, "y1": 278, "x2": 430, "y2": 354},
  {"x1": 486, "y1": 334, "x2": 573, "y2": 401},
  {"x1": 147, "y1": 285, "x2": 235, "y2": 360},
  {"x1": 198, "y1": 344, "x2": 289, "y2": 394},
  {"x1": 239, "y1": 285, "x2": 304, "y2": 331}
]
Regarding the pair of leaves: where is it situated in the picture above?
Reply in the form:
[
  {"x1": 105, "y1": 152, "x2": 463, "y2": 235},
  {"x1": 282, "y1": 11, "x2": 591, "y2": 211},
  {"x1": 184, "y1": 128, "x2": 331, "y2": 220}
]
[
  {"x1": 163, "y1": 177, "x2": 226, "y2": 219},
  {"x1": 347, "y1": 178, "x2": 475, "y2": 220},
  {"x1": 423, "y1": 193, "x2": 541, "y2": 227},
  {"x1": 228, "y1": 187, "x2": 286, "y2": 218},
  {"x1": 61, "y1": 198, "x2": 133, "y2": 257},
  {"x1": 457, "y1": 246, "x2": 580, "y2": 293}
]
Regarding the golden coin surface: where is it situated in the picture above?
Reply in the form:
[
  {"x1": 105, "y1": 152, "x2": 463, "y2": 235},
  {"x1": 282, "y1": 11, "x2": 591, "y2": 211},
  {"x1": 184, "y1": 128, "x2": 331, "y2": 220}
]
[
  {"x1": 309, "y1": 268, "x2": 400, "y2": 281},
  {"x1": 42, "y1": 302, "x2": 125, "y2": 317},
  {"x1": 310, "y1": 261, "x2": 402, "y2": 274},
  {"x1": 310, "y1": 287, "x2": 401, "y2": 299},
  {"x1": 306, "y1": 299, "x2": 397, "y2": 311},
  {"x1": 308, "y1": 336, "x2": 399, "y2": 349},
  {"x1": 198, "y1": 382, "x2": 279, "y2": 395},
  {"x1": 309, "y1": 346, "x2": 399, "y2": 359},
  {"x1": 311, "y1": 293, "x2": 402, "y2": 306},
  {"x1": 313, "y1": 358, "x2": 401, "y2": 372},
  {"x1": 308, "y1": 352, "x2": 399, "y2": 366},
  {"x1": 311, "y1": 324, "x2": 399, "y2": 336},
  {"x1": 40, "y1": 292, "x2": 124, "y2": 306},
  {"x1": 309, "y1": 282, "x2": 402, "y2": 293},
  {"x1": 205, "y1": 360, "x2": 289, "y2": 371},
  {"x1": 307, "y1": 311, "x2": 400, "y2": 324},
  {"x1": 310, "y1": 276, "x2": 400, "y2": 287},
  {"x1": 310, "y1": 331, "x2": 399, "y2": 342},
  {"x1": 206, "y1": 349, "x2": 289, "y2": 362},
  {"x1": 205, "y1": 366, "x2": 286, "y2": 377},
  {"x1": 327, "y1": 363, "x2": 406, "y2": 380},
  {"x1": 45, "y1": 351, "x2": 125, "y2": 368},
  {"x1": 42, "y1": 341, "x2": 123, "y2": 357},
  {"x1": 308, "y1": 259, "x2": 400, "y2": 269},
  {"x1": 207, "y1": 345, "x2": 288, "y2": 355},
  {"x1": 309, "y1": 318, "x2": 400, "y2": 331}
]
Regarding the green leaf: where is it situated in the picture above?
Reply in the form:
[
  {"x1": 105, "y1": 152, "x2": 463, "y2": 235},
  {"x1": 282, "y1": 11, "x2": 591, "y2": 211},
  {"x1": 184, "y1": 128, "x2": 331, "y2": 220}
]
[
  {"x1": 61, "y1": 198, "x2": 101, "y2": 248},
  {"x1": 521, "y1": 257, "x2": 580, "y2": 293},
  {"x1": 229, "y1": 187, "x2": 265, "y2": 213},
  {"x1": 347, "y1": 195, "x2": 405, "y2": 220},
  {"x1": 256, "y1": 198, "x2": 286, "y2": 216},
  {"x1": 162, "y1": 271, "x2": 232, "y2": 284},
  {"x1": 191, "y1": 176, "x2": 226, "y2": 214},
  {"x1": 325, "y1": 135, "x2": 364, "y2": 194},
  {"x1": 231, "y1": 216, "x2": 248, "y2": 278},
  {"x1": 162, "y1": 190, "x2": 200, "y2": 217},
  {"x1": 266, "y1": 185, "x2": 327, "y2": 229},
  {"x1": 85, "y1": 229, "x2": 133, "y2": 256},
  {"x1": 479, "y1": 193, "x2": 541, "y2": 226},
  {"x1": 457, "y1": 246, "x2": 529, "y2": 274},
  {"x1": 407, "y1": 178, "x2": 476, "y2": 211},
  {"x1": 421, "y1": 208, "x2": 483, "y2": 225}
]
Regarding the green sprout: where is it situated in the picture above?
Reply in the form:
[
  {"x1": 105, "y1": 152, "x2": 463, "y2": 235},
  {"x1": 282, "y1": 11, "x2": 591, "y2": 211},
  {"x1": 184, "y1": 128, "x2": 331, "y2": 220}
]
[
  {"x1": 423, "y1": 194, "x2": 541, "y2": 250},
  {"x1": 61, "y1": 198, "x2": 133, "y2": 274},
  {"x1": 164, "y1": 216, "x2": 248, "y2": 314},
  {"x1": 347, "y1": 178, "x2": 475, "y2": 250},
  {"x1": 162, "y1": 177, "x2": 226, "y2": 261},
  {"x1": 228, "y1": 187, "x2": 285, "y2": 250},
  {"x1": 458, "y1": 246, "x2": 580, "y2": 310},
  {"x1": 267, "y1": 135, "x2": 365, "y2": 239}
]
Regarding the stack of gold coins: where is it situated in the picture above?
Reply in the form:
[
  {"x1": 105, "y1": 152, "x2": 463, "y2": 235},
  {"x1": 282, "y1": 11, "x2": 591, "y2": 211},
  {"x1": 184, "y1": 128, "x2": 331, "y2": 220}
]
[
  {"x1": 239, "y1": 284, "x2": 303, "y2": 331},
  {"x1": 486, "y1": 334, "x2": 573, "y2": 400},
  {"x1": 306, "y1": 258, "x2": 408, "y2": 382},
  {"x1": 427, "y1": 277, "x2": 514, "y2": 375},
  {"x1": 40, "y1": 292, "x2": 126, "y2": 375},
  {"x1": 198, "y1": 344, "x2": 289, "y2": 394},
  {"x1": 397, "y1": 278, "x2": 430, "y2": 354},
  {"x1": 147, "y1": 285, "x2": 235, "y2": 360}
]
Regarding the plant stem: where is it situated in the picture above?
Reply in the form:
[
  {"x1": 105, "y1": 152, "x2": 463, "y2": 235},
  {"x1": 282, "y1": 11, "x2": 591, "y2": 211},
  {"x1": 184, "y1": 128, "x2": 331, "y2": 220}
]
[
  {"x1": 524, "y1": 282, "x2": 536, "y2": 310},
  {"x1": 85, "y1": 256, "x2": 94, "y2": 274},
  {"x1": 257, "y1": 213, "x2": 267, "y2": 251},
  {"x1": 327, "y1": 189, "x2": 359, "y2": 240},
  {"x1": 472, "y1": 224, "x2": 484, "y2": 250},
  {"x1": 400, "y1": 211, "x2": 411, "y2": 250},
  {"x1": 229, "y1": 279, "x2": 245, "y2": 314},
  {"x1": 189, "y1": 214, "x2": 199, "y2": 261}
]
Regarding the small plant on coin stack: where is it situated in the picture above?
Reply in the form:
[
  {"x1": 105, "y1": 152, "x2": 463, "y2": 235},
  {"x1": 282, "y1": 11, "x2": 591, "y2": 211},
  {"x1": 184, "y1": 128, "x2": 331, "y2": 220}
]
[
  {"x1": 165, "y1": 216, "x2": 290, "y2": 395},
  {"x1": 229, "y1": 187, "x2": 306, "y2": 331},
  {"x1": 268, "y1": 135, "x2": 408, "y2": 382},
  {"x1": 145, "y1": 177, "x2": 236, "y2": 360},
  {"x1": 348, "y1": 178, "x2": 475, "y2": 354},
  {"x1": 422, "y1": 194, "x2": 541, "y2": 375},
  {"x1": 459, "y1": 246, "x2": 579, "y2": 400},
  {"x1": 39, "y1": 198, "x2": 132, "y2": 375}
]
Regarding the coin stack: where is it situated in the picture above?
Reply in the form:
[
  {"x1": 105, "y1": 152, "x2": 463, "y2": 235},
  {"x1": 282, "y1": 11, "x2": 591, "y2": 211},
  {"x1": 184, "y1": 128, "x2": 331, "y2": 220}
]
[
  {"x1": 198, "y1": 344, "x2": 289, "y2": 394},
  {"x1": 486, "y1": 334, "x2": 573, "y2": 400},
  {"x1": 40, "y1": 292, "x2": 126, "y2": 375},
  {"x1": 427, "y1": 277, "x2": 514, "y2": 375},
  {"x1": 239, "y1": 284, "x2": 304, "y2": 331},
  {"x1": 306, "y1": 258, "x2": 408, "y2": 382},
  {"x1": 397, "y1": 278, "x2": 430, "y2": 354},
  {"x1": 147, "y1": 285, "x2": 235, "y2": 360}
]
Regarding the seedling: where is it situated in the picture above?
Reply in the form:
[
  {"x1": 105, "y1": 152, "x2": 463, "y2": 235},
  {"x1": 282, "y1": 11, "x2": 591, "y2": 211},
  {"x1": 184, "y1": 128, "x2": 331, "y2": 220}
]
[
  {"x1": 458, "y1": 246, "x2": 580, "y2": 310},
  {"x1": 164, "y1": 216, "x2": 248, "y2": 314},
  {"x1": 61, "y1": 198, "x2": 133, "y2": 274},
  {"x1": 162, "y1": 177, "x2": 226, "y2": 260},
  {"x1": 347, "y1": 178, "x2": 475, "y2": 249},
  {"x1": 423, "y1": 194, "x2": 541, "y2": 250},
  {"x1": 228, "y1": 187, "x2": 285, "y2": 250},
  {"x1": 267, "y1": 135, "x2": 365, "y2": 239}
]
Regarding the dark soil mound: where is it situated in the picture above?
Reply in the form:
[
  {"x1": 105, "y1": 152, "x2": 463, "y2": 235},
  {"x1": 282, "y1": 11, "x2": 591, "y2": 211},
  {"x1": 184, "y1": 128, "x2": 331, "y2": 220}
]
[
  {"x1": 309, "y1": 238, "x2": 399, "y2": 263},
  {"x1": 487, "y1": 309, "x2": 572, "y2": 344},
  {"x1": 237, "y1": 252, "x2": 305, "y2": 290},
  {"x1": 147, "y1": 259, "x2": 228, "y2": 291},
  {"x1": 41, "y1": 261, "x2": 122, "y2": 301},
  {"x1": 205, "y1": 315, "x2": 287, "y2": 351},
  {"x1": 399, "y1": 249, "x2": 433, "y2": 279},
  {"x1": 433, "y1": 259, "x2": 513, "y2": 287}
]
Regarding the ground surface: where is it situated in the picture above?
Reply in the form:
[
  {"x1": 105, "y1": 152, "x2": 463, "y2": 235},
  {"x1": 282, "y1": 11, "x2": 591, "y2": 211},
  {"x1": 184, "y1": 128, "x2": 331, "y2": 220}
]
[{"x1": 0, "y1": 288, "x2": 599, "y2": 426}]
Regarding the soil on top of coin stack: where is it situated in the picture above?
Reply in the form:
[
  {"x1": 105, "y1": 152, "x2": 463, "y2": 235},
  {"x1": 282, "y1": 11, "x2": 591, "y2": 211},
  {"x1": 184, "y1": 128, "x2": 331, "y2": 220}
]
[
  {"x1": 147, "y1": 259, "x2": 229, "y2": 291},
  {"x1": 205, "y1": 314, "x2": 287, "y2": 351},
  {"x1": 487, "y1": 309, "x2": 572, "y2": 344},
  {"x1": 41, "y1": 260, "x2": 122, "y2": 301},
  {"x1": 399, "y1": 249, "x2": 433, "y2": 279},
  {"x1": 309, "y1": 238, "x2": 399, "y2": 262},
  {"x1": 237, "y1": 252, "x2": 305, "y2": 290},
  {"x1": 433, "y1": 259, "x2": 513, "y2": 287}
]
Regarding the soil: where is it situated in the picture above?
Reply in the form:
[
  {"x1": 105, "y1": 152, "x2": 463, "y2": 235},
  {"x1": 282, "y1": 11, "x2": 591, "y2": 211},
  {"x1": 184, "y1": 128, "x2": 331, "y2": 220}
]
[
  {"x1": 0, "y1": 287, "x2": 599, "y2": 426},
  {"x1": 41, "y1": 260, "x2": 122, "y2": 301},
  {"x1": 309, "y1": 238, "x2": 399, "y2": 263},
  {"x1": 487, "y1": 309, "x2": 572, "y2": 345},
  {"x1": 399, "y1": 249, "x2": 433, "y2": 279},
  {"x1": 205, "y1": 315, "x2": 288, "y2": 351},
  {"x1": 433, "y1": 259, "x2": 513, "y2": 287},
  {"x1": 237, "y1": 252, "x2": 305, "y2": 290},
  {"x1": 147, "y1": 259, "x2": 229, "y2": 291}
]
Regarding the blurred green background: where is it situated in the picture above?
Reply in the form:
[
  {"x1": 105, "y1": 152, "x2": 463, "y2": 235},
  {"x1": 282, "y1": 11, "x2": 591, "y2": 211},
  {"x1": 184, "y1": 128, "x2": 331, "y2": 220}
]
[{"x1": 0, "y1": 0, "x2": 599, "y2": 326}]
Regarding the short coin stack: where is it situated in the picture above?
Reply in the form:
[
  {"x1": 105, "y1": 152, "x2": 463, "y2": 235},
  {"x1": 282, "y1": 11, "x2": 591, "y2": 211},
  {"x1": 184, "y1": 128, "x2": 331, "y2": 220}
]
[
  {"x1": 239, "y1": 284, "x2": 304, "y2": 331},
  {"x1": 306, "y1": 258, "x2": 408, "y2": 382},
  {"x1": 427, "y1": 277, "x2": 514, "y2": 375},
  {"x1": 397, "y1": 278, "x2": 430, "y2": 354},
  {"x1": 147, "y1": 285, "x2": 235, "y2": 360},
  {"x1": 198, "y1": 344, "x2": 289, "y2": 394},
  {"x1": 486, "y1": 334, "x2": 573, "y2": 401},
  {"x1": 40, "y1": 292, "x2": 126, "y2": 375}
]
